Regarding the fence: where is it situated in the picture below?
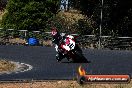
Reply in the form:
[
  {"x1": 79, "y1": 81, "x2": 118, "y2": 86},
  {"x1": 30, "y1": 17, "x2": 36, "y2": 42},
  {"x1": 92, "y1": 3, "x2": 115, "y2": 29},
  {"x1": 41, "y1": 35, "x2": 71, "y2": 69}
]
[
  {"x1": 77, "y1": 35, "x2": 132, "y2": 50},
  {"x1": 0, "y1": 29, "x2": 132, "y2": 50},
  {"x1": 101, "y1": 36, "x2": 132, "y2": 50}
]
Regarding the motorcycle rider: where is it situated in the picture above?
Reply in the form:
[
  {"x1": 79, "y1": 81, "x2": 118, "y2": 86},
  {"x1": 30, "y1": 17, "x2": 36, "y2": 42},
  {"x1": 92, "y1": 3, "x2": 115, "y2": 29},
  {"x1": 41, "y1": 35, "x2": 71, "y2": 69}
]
[
  {"x1": 51, "y1": 27, "x2": 66, "y2": 62},
  {"x1": 51, "y1": 27, "x2": 83, "y2": 62}
]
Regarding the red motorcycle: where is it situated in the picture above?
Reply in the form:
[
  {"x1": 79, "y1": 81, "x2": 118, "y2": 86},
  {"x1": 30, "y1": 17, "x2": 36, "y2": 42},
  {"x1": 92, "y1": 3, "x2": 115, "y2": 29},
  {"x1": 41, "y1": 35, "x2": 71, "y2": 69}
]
[{"x1": 55, "y1": 35, "x2": 88, "y2": 63}]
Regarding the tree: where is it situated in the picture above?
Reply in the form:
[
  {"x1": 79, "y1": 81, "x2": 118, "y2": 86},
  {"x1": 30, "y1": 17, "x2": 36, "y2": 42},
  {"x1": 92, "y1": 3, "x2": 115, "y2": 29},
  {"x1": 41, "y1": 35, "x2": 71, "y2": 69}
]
[
  {"x1": 2, "y1": 0, "x2": 59, "y2": 31},
  {"x1": 70, "y1": 0, "x2": 132, "y2": 36},
  {"x1": 0, "y1": 0, "x2": 7, "y2": 10},
  {"x1": 70, "y1": 0, "x2": 99, "y2": 17}
]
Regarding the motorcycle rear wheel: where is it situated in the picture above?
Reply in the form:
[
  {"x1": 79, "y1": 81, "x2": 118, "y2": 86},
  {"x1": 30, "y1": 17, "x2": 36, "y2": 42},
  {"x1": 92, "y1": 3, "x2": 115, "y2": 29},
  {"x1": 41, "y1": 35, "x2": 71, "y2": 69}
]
[{"x1": 71, "y1": 50, "x2": 88, "y2": 63}]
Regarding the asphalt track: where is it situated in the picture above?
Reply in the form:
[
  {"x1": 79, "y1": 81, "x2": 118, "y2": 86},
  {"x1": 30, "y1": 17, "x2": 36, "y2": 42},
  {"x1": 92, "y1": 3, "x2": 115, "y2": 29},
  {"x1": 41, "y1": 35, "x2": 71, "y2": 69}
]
[{"x1": 0, "y1": 45, "x2": 132, "y2": 81}]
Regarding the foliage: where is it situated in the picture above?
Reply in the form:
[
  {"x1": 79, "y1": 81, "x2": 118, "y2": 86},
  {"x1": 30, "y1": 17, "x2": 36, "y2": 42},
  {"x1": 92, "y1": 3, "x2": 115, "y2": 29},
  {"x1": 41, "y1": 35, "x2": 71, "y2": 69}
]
[
  {"x1": 50, "y1": 11, "x2": 95, "y2": 35},
  {"x1": 76, "y1": 19, "x2": 94, "y2": 35},
  {"x1": 2, "y1": 0, "x2": 132, "y2": 36},
  {"x1": 0, "y1": 0, "x2": 7, "y2": 9},
  {"x1": 2, "y1": 0, "x2": 59, "y2": 31},
  {"x1": 69, "y1": 0, "x2": 99, "y2": 17},
  {"x1": 70, "y1": 0, "x2": 132, "y2": 36}
]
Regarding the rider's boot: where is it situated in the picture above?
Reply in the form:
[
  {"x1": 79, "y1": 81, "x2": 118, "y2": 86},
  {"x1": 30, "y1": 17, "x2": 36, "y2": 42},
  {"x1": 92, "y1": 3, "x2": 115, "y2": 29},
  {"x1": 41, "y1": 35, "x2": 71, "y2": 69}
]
[{"x1": 56, "y1": 53, "x2": 64, "y2": 62}]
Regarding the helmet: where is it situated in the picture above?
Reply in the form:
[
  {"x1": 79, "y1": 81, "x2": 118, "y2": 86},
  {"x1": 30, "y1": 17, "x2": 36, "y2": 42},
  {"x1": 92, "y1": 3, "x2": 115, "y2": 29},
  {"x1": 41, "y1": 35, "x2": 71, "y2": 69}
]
[{"x1": 51, "y1": 27, "x2": 58, "y2": 36}]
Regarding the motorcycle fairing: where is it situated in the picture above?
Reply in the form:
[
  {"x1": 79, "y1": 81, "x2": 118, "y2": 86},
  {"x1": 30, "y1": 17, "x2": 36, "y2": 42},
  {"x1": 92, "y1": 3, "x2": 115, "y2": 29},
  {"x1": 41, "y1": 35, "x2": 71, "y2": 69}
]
[{"x1": 61, "y1": 37, "x2": 75, "y2": 51}]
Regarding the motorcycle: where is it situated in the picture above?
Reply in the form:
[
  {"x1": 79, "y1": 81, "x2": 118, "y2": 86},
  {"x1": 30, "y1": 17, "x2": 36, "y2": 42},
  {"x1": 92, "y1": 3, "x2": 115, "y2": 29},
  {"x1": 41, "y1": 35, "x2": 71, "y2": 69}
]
[{"x1": 55, "y1": 35, "x2": 88, "y2": 63}]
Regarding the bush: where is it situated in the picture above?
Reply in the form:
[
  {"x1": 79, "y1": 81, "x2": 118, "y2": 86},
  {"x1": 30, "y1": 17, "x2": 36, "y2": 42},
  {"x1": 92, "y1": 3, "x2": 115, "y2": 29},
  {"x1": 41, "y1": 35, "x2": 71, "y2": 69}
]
[
  {"x1": 50, "y1": 10, "x2": 95, "y2": 35},
  {"x1": 2, "y1": 0, "x2": 59, "y2": 31}
]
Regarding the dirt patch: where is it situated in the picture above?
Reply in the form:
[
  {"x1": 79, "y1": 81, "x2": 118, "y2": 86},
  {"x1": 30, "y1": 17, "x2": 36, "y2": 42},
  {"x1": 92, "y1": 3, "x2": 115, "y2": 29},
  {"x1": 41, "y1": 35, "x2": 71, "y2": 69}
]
[
  {"x1": 0, "y1": 80, "x2": 131, "y2": 88},
  {"x1": 41, "y1": 40, "x2": 53, "y2": 46},
  {"x1": 0, "y1": 60, "x2": 16, "y2": 73},
  {"x1": 0, "y1": 59, "x2": 33, "y2": 74},
  {"x1": 8, "y1": 38, "x2": 26, "y2": 44}
]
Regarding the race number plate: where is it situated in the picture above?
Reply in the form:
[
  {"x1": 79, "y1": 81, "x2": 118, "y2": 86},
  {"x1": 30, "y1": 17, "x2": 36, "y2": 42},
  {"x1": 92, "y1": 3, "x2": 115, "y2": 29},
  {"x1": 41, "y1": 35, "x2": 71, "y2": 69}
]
[{"x1": 62, "y1": 38, "x2": 75, "y2": 51}]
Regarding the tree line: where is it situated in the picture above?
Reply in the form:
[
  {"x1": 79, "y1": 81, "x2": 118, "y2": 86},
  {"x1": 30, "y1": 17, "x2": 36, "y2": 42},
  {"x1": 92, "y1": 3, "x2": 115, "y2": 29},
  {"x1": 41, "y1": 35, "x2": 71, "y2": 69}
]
[
  {"x1": 1, "y1": 0, "x2": 132, "y2": 36},
  {"x1": 70, "y1": 0, "x2": 132, "y2": 36},
  {"x1": 1, "y1": 0, "x2": 59, "y2": 32}
]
